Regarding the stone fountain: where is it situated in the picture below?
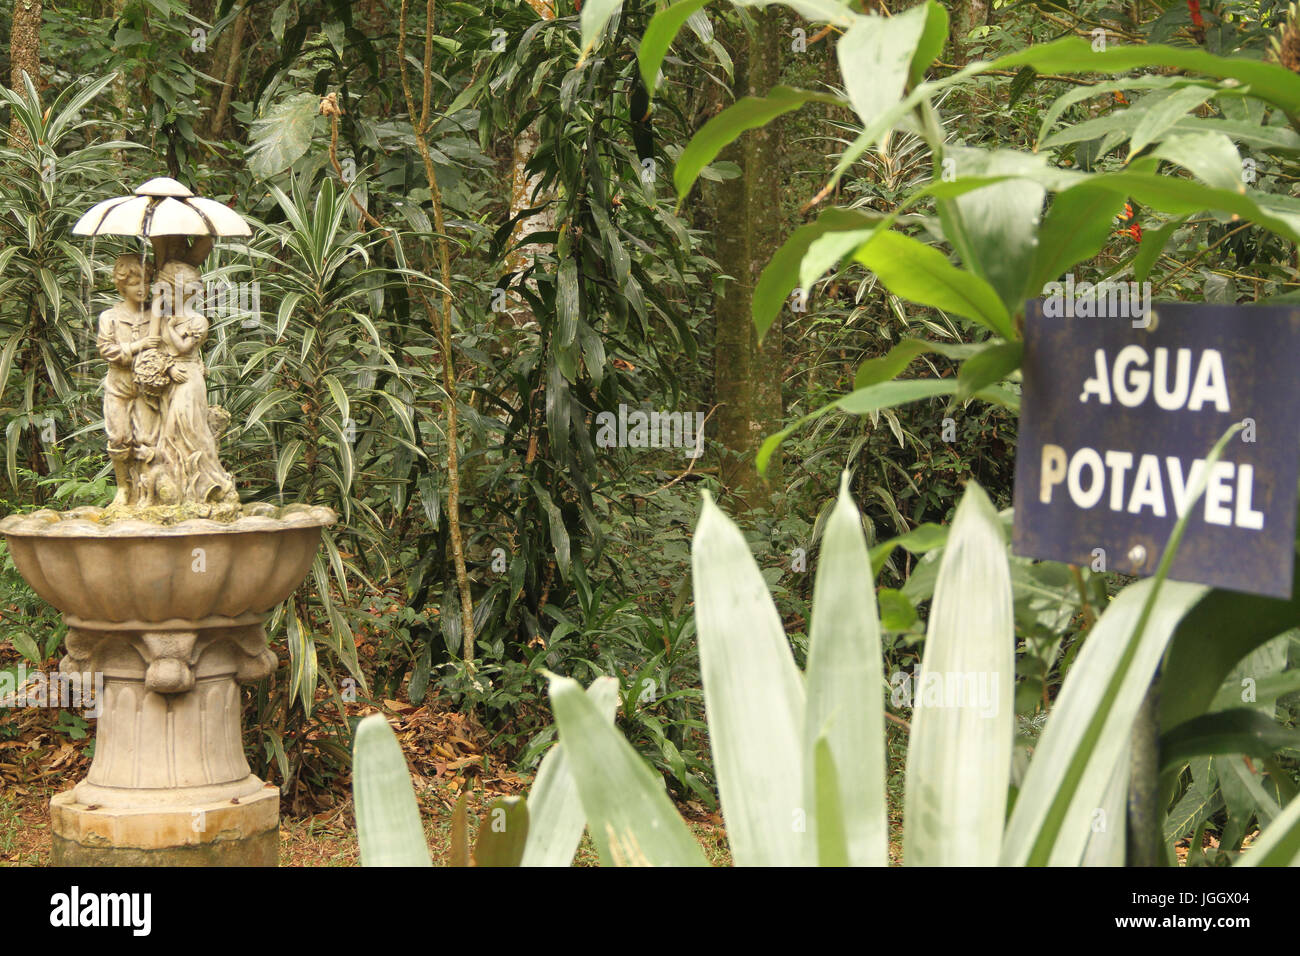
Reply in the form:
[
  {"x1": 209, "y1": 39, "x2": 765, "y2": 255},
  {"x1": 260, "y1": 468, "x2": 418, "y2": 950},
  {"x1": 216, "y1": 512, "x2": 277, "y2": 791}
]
[{"x1": 0, "y1": 178, "x2": 334, "y2": 865}]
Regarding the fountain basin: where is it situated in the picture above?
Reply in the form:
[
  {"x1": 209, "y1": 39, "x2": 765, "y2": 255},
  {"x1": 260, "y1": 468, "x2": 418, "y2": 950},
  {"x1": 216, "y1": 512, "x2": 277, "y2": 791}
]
[{"x1": 0, "y1": 504, "x2": 335, "y2": 629}]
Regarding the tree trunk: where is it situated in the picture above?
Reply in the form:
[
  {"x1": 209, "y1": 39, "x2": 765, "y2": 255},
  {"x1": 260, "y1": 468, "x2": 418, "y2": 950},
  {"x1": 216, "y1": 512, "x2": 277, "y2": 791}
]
[
  {"x1": 710, "y1": 9, "x2": 786, "y2": 508},
  {"x1": 9, "y1": 0, "x2": 42, "y2": 148},
  {"x1": 208, "y1": 2, "x2": 250, "y2": 139}
]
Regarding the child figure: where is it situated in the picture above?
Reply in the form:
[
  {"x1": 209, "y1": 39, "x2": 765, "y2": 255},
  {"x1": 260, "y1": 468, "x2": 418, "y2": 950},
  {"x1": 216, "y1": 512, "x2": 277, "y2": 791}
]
[
  {"x1": 97, "y1": 254, "x2": 161, "y2": 508},
  {"x1": 151, "y1": 261, "x2": 237, "y2": 505}
]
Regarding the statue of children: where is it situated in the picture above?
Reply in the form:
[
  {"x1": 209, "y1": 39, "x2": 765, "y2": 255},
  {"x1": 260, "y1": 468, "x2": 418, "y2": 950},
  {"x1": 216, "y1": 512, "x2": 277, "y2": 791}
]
[{"x1": 97, "y1": 254, "x2": 161, "y2": 508}]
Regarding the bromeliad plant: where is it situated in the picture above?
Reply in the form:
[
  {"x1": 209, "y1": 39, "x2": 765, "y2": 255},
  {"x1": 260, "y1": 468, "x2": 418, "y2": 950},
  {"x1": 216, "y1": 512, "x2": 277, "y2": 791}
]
[
  {"x1": 354, "y1": 463, "x2": 1300, "y2": 865},
  {"x1": 540, "y1": 470, "x2": 1300, "y2": 866}
]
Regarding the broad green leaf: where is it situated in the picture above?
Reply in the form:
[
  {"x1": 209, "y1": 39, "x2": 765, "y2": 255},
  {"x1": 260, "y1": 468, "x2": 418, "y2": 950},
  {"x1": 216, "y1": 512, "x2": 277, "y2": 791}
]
[
  {"x1": 692, "y1": 490, "x2": 807, "y2": 865},
  {"x1": 1151, "y1": 132, "x2": 1244, "y2": 192},
  {"x1": 638, "y1": 0, "x2": 711, "y2": 96},
  {"x1": 904, "y1": 482, "x2": 1014, "y2": 865},
  {"x1": 1169, "y1": 116, "x2": 1300, "y2": 153},
  {"x1": 473, "y1": 797, "x2": 529, "y2": 867},
  {"x1": 1164, "y1": 757, "x2": 1222, "y2": 844},
  {"x1": 797, "y1": 223, "x2": 887, "y2": 313},
  {"x1": 957, "y1": 342, "x2": 1022, "y2": 401},
  {"x1": 353, "y1": 713, "x2": 434, "y2": 867},
  {"x1": 755, "y1": 206, "x2": 884, "y2": 340},
  {"x1": 1219, "y1": 754, "x2": 1281, "y2": 825},
  {"x1": 869, "y1": 522, "x2": 948, "y2": 576},
  {"x1": 9, "y1": 632, "x2": 41, "y2": 665},
  {"x1": 1024, "y1": 183, "x2": 1129, "y2": 301},
  {"x1": 1212, "y1": 668, "x2": 1300, "y2": 713},
  {"x1": 909, "y1": 1, "x2": 948, "y2": 86},
  {"x1": 1128, "y1": 85, "x2": 1218, "y2": 157},
  {"x1": 1160, "y1": 709, "x2": 1300, "y2": 772},
  {"x1": 836, "y1": 6, "x2": 929, "y2": 131},
  {"x1": 804, "y1": 473, "x2": 886, "y2": 866},
  {"x1": 1159, "y1": 560, "x2": 1300, "y2": 736},
  {"x1": 852, "y1": 231, "x2": 1014, "y2": 338},
  {"x1": 521, "y1": 677, "x2": 620, "y2": 867},
  {"x1": 1084, "y1": 171, "x2": 1300, "y2": 244},
  {"x1": 247, "y1": 92, "x2": 321, "y2": 179},
  {"x1": 674, "y1": 87, "x2": 842, "y2": 202},
  {"x1": 854, "y1": 338, "x2": 982, "y2": 390},
  {"x1": 991, "y1": 39, "x2": 1300, "y2": 116},
  {"x1": 1034, "y1": 76, "x2": 1188, "y2": 148},
  {"x1": 937, "y1": 147, "x2": 1047, "y2": 317},
  {"x1": 547, "y1": 673, "x2": 708, "y2": 866},
  {"x1": 1133, "y1": 219, "x2": 1184, "y2": 283}
]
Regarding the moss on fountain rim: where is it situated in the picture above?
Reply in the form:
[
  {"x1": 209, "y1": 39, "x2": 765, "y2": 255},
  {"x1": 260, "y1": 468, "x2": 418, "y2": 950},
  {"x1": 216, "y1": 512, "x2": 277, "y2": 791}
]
[{"x1": 0, "y1": 501, "x2": 337, "y2": 537}]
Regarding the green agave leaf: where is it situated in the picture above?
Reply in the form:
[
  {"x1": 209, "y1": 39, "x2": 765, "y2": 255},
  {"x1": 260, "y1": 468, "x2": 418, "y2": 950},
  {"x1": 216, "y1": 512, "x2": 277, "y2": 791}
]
[
  {"x1": 1160, "y1": 709, "x2": 1300, "y2": 773},
  {"x1": 1001, "y1": 580, "x2": 1207, "y2": 866},
  {"x1": 1080, "y1": 741, "x2": 1129, "y2": 867},
  {"x1": 473, "y1": 796, "x2": 529, "y2": 867},
  {"x1": 1239, "y1": 793, "x2": 1300, "y2": 866},
  {"x1": 693, "y1": 490, "x2": 807, "y2": 865},
  {"x1": 852, "y1": 230, "x2": 1014, "y2": 339},
  {"x1": 547, "y1": 673, "x2": 708, "y2": 866},
  {"x1": 353, "y1": 713, "x2": 433, "y2": 867},
  {"x1": 804, "y1": 473, "x2": 886, "y2": 866},
  {"x1": 904, "y1": 481, "x2": 1015, "y2": 865},
  {"x1": 1002, "y1": 425, "x2": 1242, "y2": 865},
  {"x1": 520, "y1": 676, "x2": 619, "y2": 867},
  {"x1": 812, "y1": 736, "x2": 849, "y2": 867}
]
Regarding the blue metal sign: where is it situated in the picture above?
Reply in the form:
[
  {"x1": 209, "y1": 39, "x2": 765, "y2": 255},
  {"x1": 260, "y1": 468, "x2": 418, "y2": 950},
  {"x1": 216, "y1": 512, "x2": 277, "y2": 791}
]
[{"x1": 1013, "y1": 301, "x2": 1300, "y2": 599}]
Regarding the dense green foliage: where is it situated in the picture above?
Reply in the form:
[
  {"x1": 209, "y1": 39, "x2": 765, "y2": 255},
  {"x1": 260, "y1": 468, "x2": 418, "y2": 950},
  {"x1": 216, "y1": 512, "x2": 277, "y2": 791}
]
[{"x1": 2, "y1": 0, "x2": 1300, "y2": 863}]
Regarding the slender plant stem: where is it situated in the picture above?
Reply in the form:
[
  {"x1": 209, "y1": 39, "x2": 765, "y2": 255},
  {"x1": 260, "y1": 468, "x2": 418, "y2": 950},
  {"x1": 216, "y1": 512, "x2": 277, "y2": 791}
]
[{"x1": 399, "y1": 0, "x2": 477, "y2": 670}]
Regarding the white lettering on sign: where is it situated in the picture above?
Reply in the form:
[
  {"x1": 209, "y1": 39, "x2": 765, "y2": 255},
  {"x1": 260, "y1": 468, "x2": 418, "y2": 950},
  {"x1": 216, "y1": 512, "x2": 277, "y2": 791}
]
[
  {"x1": 1039, "y1": 444, "x2": 1264, "y2": 529},
  {"x1": 1078, "y1": 347, "x2": 1230, "y2": 412}
]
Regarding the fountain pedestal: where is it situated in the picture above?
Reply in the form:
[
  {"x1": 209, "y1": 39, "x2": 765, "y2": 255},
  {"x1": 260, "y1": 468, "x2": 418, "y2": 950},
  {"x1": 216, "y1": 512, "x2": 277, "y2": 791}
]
[{"x1": 50, "y1": 622, "x2": 278, "y2": 865}]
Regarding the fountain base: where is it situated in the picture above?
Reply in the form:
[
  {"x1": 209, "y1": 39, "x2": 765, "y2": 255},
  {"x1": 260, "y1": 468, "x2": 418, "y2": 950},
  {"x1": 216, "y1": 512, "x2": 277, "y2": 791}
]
[{"x1": 50, "y1": 785, "x2": 279, "y2": 866}]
